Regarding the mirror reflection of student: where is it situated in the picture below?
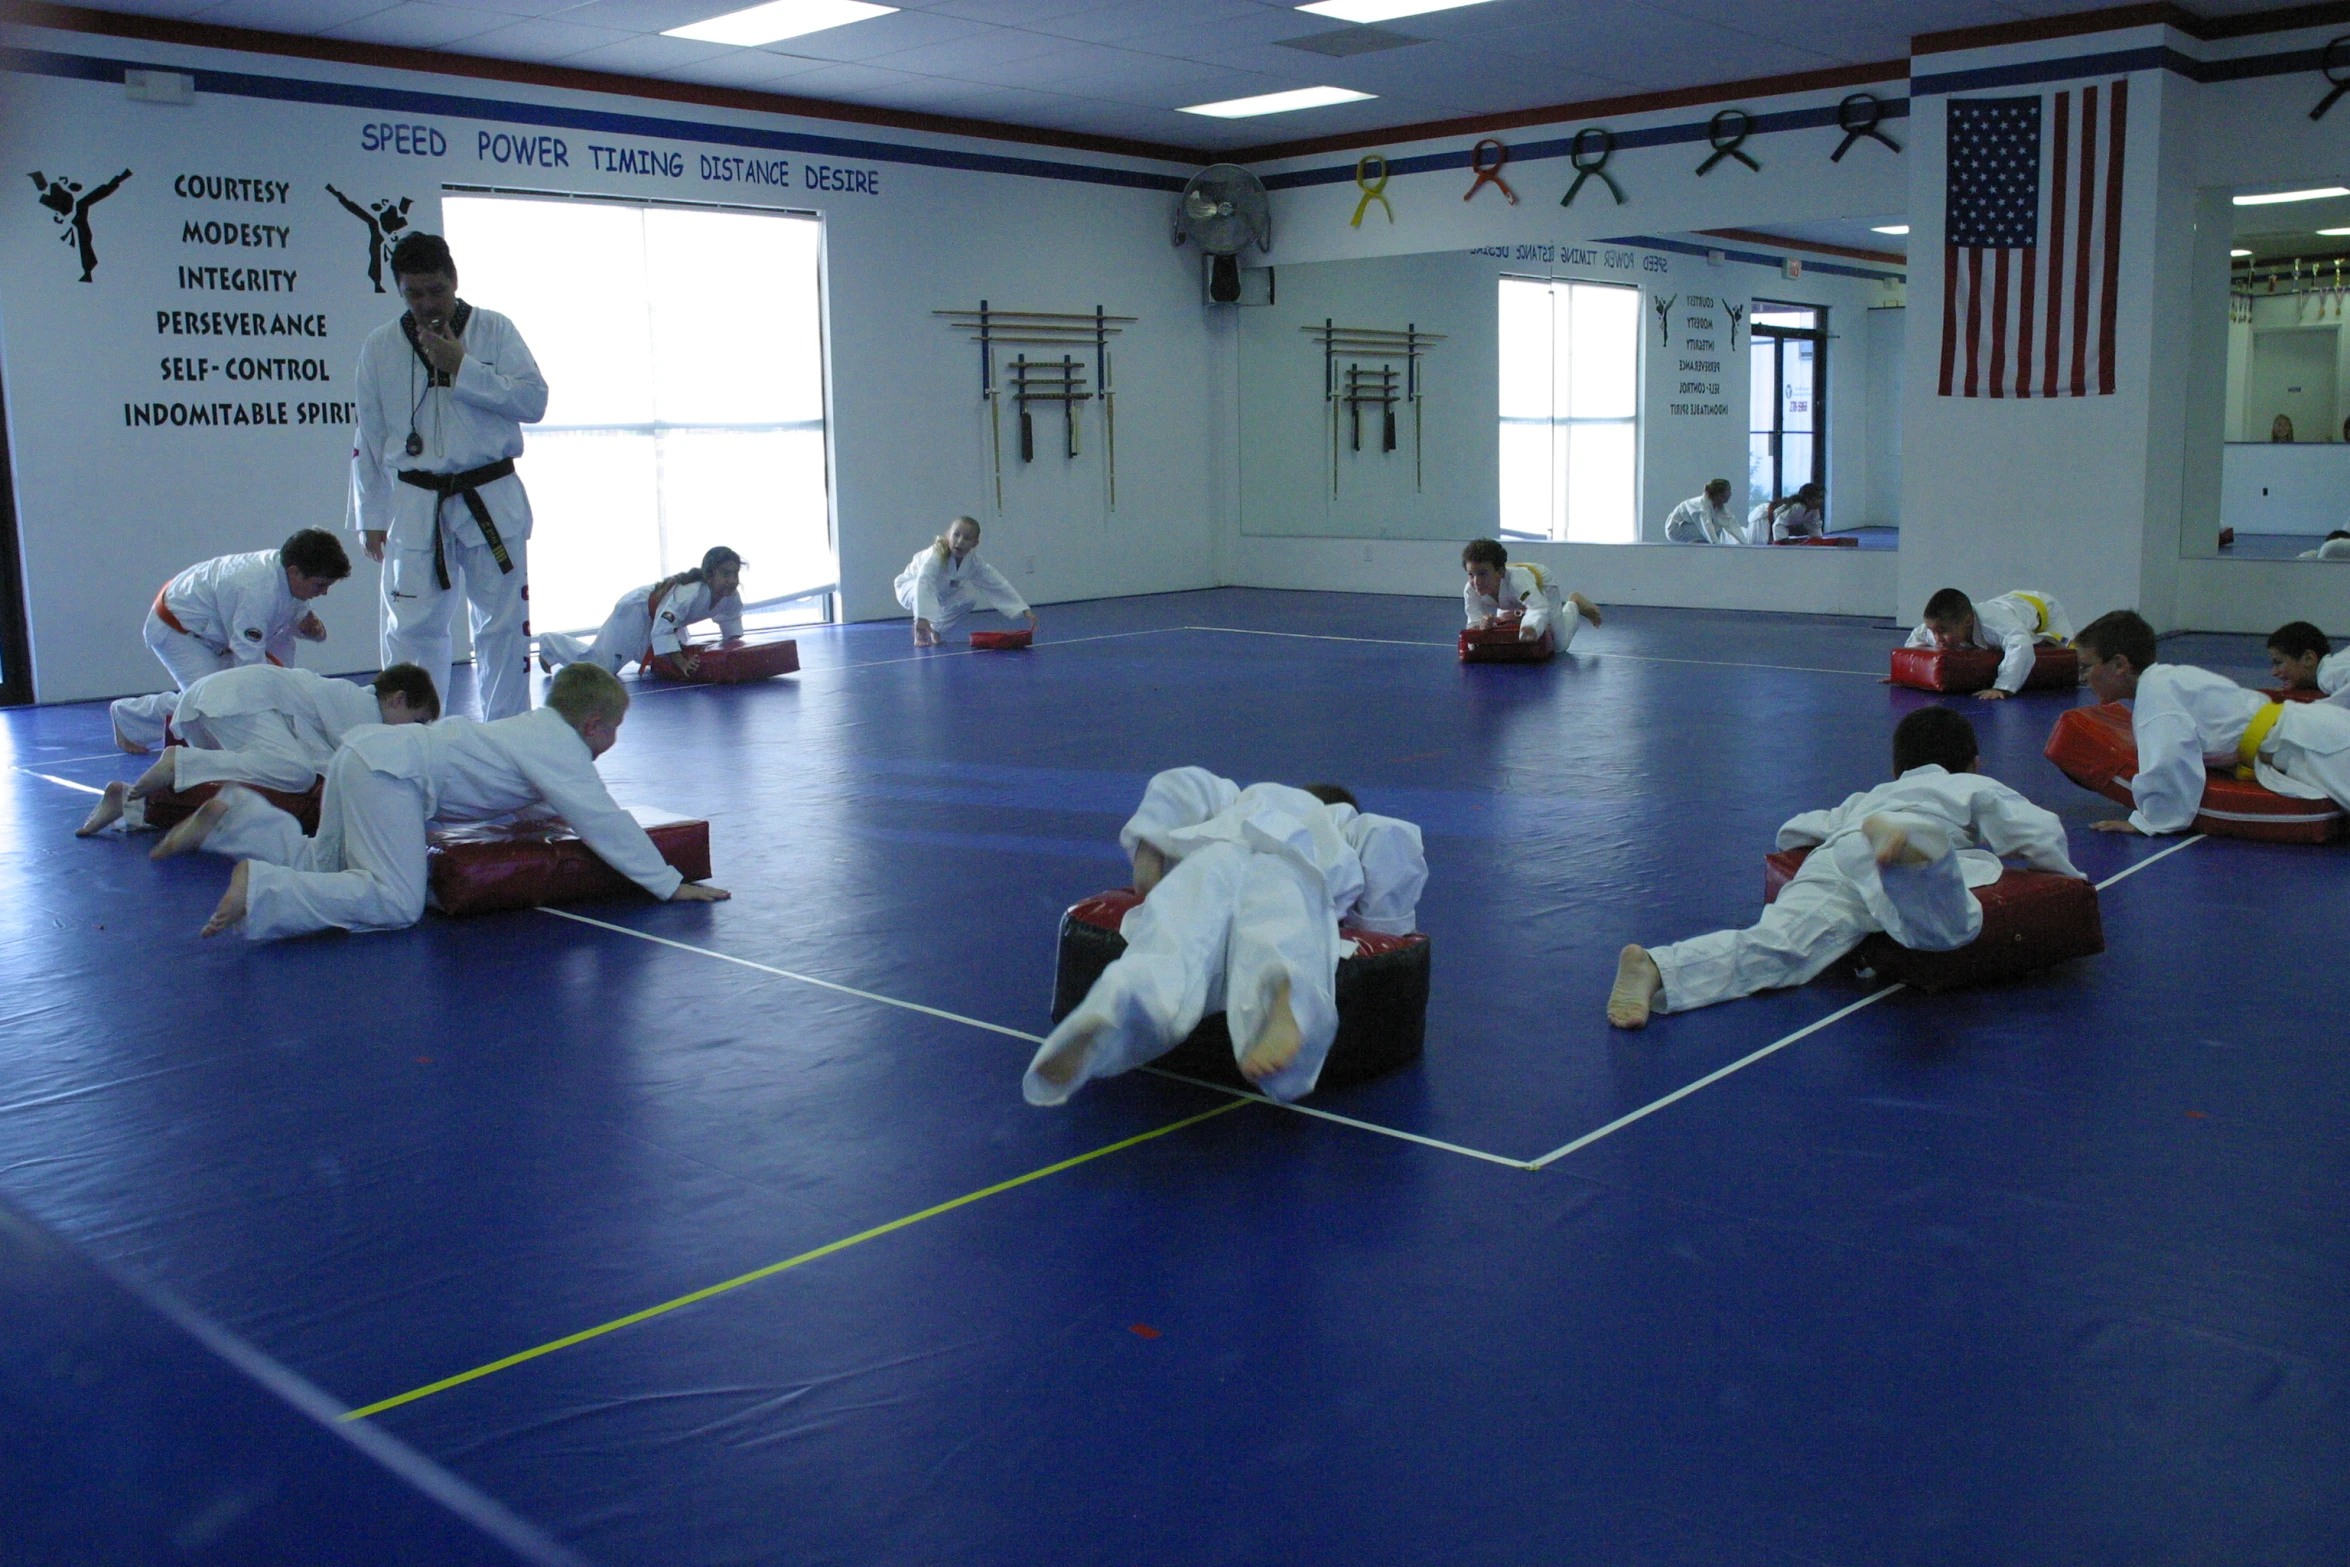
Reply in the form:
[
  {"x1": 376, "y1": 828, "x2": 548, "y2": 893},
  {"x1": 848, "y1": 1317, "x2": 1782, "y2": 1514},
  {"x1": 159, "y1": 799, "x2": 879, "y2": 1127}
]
[
  {"x1": 349, "y1": 231, "x2": 547, "y2": 721},
  {"x1": 2271, "y1": 413, "x2": 2296, "y2": 442}
]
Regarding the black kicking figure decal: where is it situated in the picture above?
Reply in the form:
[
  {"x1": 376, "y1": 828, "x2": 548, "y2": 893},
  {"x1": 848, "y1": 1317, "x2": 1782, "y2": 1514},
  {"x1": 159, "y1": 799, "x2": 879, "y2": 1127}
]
[
  {"x1": 29, "y1": 169, "x2": 131, "y2": 282},
  {"x1": 326, "y1": 185, "x2": 413, "y2": 293}
]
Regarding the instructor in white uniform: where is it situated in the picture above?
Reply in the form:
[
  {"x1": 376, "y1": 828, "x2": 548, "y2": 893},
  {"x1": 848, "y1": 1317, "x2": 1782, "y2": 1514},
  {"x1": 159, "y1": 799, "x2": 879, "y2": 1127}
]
[{"x1": 350, "y1": 231, "x2": 547, "y2": 722}]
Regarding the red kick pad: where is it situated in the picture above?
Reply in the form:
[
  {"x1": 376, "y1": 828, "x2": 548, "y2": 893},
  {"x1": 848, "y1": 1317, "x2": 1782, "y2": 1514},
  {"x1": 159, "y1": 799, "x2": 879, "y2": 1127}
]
[
  {"x1": 650, "y1": 636, "x2": 798, "y2": 684},
  {"x1": 427, "y1": 808, "x2": 712, "y2": 916},
  {"x1": 1459, "y1": 624, "x2": 1555, "y2": 663},
  {"x1": 2043, "y1": 703, "x2": 2346, "y2": 843},
  {"x1": 142, "y1": 778, "x2": 324, "y2": 836},
  {"x1": 1761, "y1": 846, "x2": 2104, "y2": 993},
  {"x1": 1053, "y1": 889, "x2": 1431, "y2": 1092},
  {"x1": 1774, "y1": 535, "x2": 1859, "y2": 547},
  {"x1": 2264, "y1": 686, "x2": 2326, "y2": 703},
  {"x1": 970, "y1": 629, "x2": 1033, "y2": 650},
  {"x1": 1889, "y1": 643, "x2": 2078, "y2": 694}
]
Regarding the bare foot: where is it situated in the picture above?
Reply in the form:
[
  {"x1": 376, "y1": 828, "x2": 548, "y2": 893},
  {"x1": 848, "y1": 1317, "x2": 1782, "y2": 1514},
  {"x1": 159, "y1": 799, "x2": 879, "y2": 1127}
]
[
  {"x1": 1570, "y1": 591, "x2": 1603, "y2": 627},
  {"x1": 76, "y1": 781, "x2": 129, "y2": 837},
  {"x1": 200, "y1": 860, "x2": 249, "y2": 938},
  {"x1": 1607, "y1": 944, "x2": 1663, "y2": 1029},
  {"x1": 1240, "y1": 979, "x2": 1302, "y2": 1083},
  {"x1": 1030, "y1": 1021, "x2": 1102, "y2": 1093},
  {"x1": 151, "y1": 792, "x2": 231, "y2": 861},
  {"x1": 130, "y1": 750, "x2": 178, "y2": 799},
  {"x1": 1132, "y1": 843, "x2": 1168, "y2": 897},
  {"x1": 1861, "y1": 813, "x2": 1937, "y2": 867}
]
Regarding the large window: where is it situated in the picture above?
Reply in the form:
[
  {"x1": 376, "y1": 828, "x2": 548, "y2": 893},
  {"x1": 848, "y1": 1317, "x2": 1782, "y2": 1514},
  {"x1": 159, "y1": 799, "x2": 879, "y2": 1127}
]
[
  {"x1": 441, "y1": 193, "x2": 833, "y2": 637},
  {"x1": 1497, "y1": 276, "x2": 1640, "y2": 543},
  {"x1": 1747, "y1": 300, "x2": 1826, "y2": 517}
]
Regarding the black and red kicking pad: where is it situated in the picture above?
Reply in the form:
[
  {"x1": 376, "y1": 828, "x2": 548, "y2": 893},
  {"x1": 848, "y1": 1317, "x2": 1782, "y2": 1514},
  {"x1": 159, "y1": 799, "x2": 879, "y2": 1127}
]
[
  {"x1": 142, "y1": 778, "x2": 324, "y2": 836},
  {"x1": 427, "y1": 808, "x2": 712, "y2": 916},
  {"x1": 1761, "y1": 846, "x2": 2104, "y2": 993},
  {"x1": 1889, "y1": 643, "x2": 2078, "y2": 694},
  {"x1": 2044, "y1": 703, "x2": 2345, "y2": 844},
  {"x1": 1051, "y1": 889, "x2": 1431, "y2": 1093},
  {"x1": 1459, "y1": 624, "x2": 1555, "y2": 664},
  {"x1": 1773, "y1": 535, "x2": 1859, "y2": 547},
  {"x1": 647, "y1": 635, "x2": 799, "y2": 684},
  {"x1": 970, "y1": 629, "x2": 1033, "y2": 650}
]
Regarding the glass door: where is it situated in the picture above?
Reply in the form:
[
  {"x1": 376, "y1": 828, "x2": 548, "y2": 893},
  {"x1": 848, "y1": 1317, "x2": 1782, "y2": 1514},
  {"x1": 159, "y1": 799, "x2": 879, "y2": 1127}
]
[{"x1": 1747, "y1": 302, "x2": 1827, "y2": 522}]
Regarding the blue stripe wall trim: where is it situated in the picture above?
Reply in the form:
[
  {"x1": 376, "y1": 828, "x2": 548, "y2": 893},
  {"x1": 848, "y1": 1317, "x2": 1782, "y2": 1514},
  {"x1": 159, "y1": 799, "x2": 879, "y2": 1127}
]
[
  {"x1": 1600, "y1": 233, "x2": 1907, "y2": 283},
  {"x1": 1260, "y1": 97, "x2": 1911, "y2": 191},
  {"x1": 0, "y1": 45, "x2": 1191, "y2": 193},
  {"x1": 1912, "y1": 37, "x2": 2330, "y2": 97}
]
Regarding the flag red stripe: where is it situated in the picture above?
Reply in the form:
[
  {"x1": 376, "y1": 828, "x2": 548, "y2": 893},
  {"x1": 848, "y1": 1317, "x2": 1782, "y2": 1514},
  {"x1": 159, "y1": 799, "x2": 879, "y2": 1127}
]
[
  {"x1": 1988, "y1": 248, "x2": 2010, "y2": 396},
  {"x1": 2044, "y1": 90, "x2": 2070, "y2": 399},
  {"x1": 2016, "y1": 241, "x2": 2037, "y2": 397},
  {"x1": 2071, "y1": 84, "x2": 2097, "y2": 398},
  {"x1": 2099, "y1": 77, "x2": 2127, "y2": 395},
  {"x1": 1939, "y1": 242, "x2": 1960, "y2": 396}
]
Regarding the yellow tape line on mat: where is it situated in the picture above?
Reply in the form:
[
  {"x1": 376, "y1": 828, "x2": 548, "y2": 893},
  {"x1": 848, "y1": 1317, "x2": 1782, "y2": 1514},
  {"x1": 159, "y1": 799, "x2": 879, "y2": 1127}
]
[{"x1": 340, "y1": 1097, "x2": 1249, "y2": 1422}]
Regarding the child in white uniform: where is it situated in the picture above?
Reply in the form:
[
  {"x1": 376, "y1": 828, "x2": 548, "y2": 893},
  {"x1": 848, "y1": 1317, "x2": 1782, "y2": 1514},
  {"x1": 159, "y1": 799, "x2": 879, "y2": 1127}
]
[
  {"x1": 1025, "y1": 769, "x2": 1427, "y2": 1106},
  {"x1": 2074, "y1": 610, "x2": 2350, "y2": 836},
  {"x1": 1662, "y1": 480, "x2": 1742, "y2": 544},
  {"x1": 78, "y1": 663, "x2": 438, "y2": 837},
  {"x1": 167, "y1": 663, "x2": 729, "y2": 940},
  {"x1": 538, "y1": 547, "x2": 746, "y2": 677},
  {"x1": 894, "y1": 516, "x2": 1035, "y2": 646},
  {"x1": 1460, "y1": 538, "x2": 1602, "y2": 649},
  {"x1": 1608, "y1": 707, "x2": 2082, "y2": 1027},
  {"x1": 111, "y1": 530, "x2": 349, "y2": 751},
  {"x1": 1904, "y1": 587, "x2": 2075, "y2": 700}
]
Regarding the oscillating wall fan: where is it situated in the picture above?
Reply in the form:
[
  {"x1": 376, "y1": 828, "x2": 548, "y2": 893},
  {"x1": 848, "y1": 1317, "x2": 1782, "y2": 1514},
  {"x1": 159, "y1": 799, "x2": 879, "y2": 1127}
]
[{"x1": 1172, "y1": 163, "x2": 1272, "y2": 304}]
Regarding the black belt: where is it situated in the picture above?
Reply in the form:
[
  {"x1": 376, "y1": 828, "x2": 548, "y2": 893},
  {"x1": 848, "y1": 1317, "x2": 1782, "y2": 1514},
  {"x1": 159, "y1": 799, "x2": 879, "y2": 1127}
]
[{"x1": 399, "y1": 458, "x2": 516, "y2": 590}]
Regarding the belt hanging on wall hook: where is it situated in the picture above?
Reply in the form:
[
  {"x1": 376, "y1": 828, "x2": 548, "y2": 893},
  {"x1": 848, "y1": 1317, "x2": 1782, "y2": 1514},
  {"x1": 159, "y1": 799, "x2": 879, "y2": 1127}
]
[
  {"x1": 1696, "y1": 109, "x2": 1760, "y2": 176},
  {"x1": 2312, "y1": 36, "x2": 2350, "y2": 120},
  {"x1": 1560, "y1": 128, "x2": 1624, "y2": 207},
  {"x1": 1830, "y1": 93, "x2": 1901, "y2": 161},
  {"x1": 1464, "y1": 138, "x2": 1517, "y2": 204}
]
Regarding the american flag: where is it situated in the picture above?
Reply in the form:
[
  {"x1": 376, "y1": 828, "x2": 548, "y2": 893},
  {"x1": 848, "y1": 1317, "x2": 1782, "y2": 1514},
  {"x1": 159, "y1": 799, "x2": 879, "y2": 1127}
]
[{"x1": 1939, "y1": 80, "x2": 2127, "y2": 399}]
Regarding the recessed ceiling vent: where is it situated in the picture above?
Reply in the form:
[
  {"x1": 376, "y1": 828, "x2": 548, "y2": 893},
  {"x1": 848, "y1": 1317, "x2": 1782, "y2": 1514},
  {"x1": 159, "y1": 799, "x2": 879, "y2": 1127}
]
[{"x1": 1278, "y1": 27, "x2": 1425, "y2": 57}]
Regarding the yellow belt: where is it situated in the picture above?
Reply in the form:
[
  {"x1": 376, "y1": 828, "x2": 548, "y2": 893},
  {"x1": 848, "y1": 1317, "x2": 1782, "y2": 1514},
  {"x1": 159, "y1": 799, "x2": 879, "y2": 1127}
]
[
  {"x1": 2013, "y1": 591, "x2": 2057, "y2": 640},
  {"x1": 2236, "y1": 701, "x2": 2285, "y2": 780}
]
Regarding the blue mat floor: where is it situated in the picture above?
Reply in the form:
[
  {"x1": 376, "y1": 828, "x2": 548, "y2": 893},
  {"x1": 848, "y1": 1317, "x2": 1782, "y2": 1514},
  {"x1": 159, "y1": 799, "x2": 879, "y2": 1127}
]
[{"x1": 0, "y1": 589, "x2": 2343, "y2": 1566}]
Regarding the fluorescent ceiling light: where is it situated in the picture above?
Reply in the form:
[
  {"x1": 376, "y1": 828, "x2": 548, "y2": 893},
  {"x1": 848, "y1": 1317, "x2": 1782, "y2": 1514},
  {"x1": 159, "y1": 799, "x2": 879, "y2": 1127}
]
[
  {"x1": 2232, "y1": 187, "x2": 2350, "y2": 206},
  {"x1": 2318, "y1": 227, "x2": 2350, "y2": 236},
  {"x1": 665, "y1": 0, "x2": 895, "y2": 46},
  {"x1": 1297, "y1": 0, "x2": 1496, "y2": 20},
  {"x1": 1870, "y1": 224, "x2": 1910, "y2": 235},
  {"x1": 1179, "y1": 85, "x2": 1375, "y2": 118},
  {"x1": 2231, "y1": 248, "x2": 2252, "y2": 256}
]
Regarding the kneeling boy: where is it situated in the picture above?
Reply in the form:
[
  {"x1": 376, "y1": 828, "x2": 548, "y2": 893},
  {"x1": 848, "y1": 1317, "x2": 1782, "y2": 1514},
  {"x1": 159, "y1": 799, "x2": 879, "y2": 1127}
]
[
  {"x1": 1904, "y1": 587, "x2": 2073, "y2": 700},
  {"x1": 1025, "y1": 768, "x2": 1427, "y2": 1106},
  {"x1": 78, "y1": 663, "x2": 438, "y2": 837},
  {"x1": 1462, "y1": 539, "x2": 1602, "y2": 649},
  {"x1": 1608, "y1": 707, "x2": 2081, "y2": 1027},
  {"x1": 2076, "y1": 610, "x2": 2350, "y2": 835},
  {"x1": 173, "y1": 663, "x2": 728, "y2": 939}
]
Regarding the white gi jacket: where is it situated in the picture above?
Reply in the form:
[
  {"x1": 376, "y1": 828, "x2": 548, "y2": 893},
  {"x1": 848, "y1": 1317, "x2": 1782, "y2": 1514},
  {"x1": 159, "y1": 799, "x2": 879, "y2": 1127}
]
[
  {"x1": 1903, "y1": 590, "x2": 2073, "y2": 694},
  {"x1": 2127, "y1": 664, "x2": 2342, "y2": 834},
  {"x1": 1120, "y1": 767, "x2": 1428, "y2": 935},
  {"x1": 2317, "y1": 649, "x2": 2350, "y2": 704},
  {"x1": 1663, "y1": 494, "x2": 1742, "y2": 544},
  {"x1": 646, "y1": 579, "x2": 745, "y2": 656},
  {"x1": 1463, "y1": 561, "x2": 1562, "y2": 642},
  {"x1": 1755, "y1": 501, "x2": 1826, "y2": 542},
  {"x1": 893, "y1": 548, "x2": 1029, "y2": 626},
  {"x1": 348, "y1": 304, "x2": 547, "y2": 553},
  {"x1": 177, "y1": 665, "x2": 378, "y2": 766},
  {"x1": 155, "y1": 550, "x2": 302, "y2": 663},
  {"x1": 326, "y1": 707, "x2": 682, "y2": 900},
  {"x1": 1777, "y1": 764, "x2": 2082, "y2": 900},
  {"x1": 2296, "y1": 538, "x2": 2350, "y2": 560}
]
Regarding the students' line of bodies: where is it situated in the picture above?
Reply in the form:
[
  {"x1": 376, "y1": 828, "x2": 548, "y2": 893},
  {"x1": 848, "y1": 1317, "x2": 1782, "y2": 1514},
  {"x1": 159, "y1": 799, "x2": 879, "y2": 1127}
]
[
  {"x1": 1660, "y1": 479, "x2": 1831, "y2": 546},
  {"x1": 80, "y1": 226, "x2": 2350, "y2": 1106}
]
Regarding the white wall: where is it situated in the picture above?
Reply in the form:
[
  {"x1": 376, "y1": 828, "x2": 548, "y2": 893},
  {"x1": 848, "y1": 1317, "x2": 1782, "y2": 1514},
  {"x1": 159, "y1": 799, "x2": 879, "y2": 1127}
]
[{"x1": 0, "y1": 20, "x2": 1222, "y2": 704}]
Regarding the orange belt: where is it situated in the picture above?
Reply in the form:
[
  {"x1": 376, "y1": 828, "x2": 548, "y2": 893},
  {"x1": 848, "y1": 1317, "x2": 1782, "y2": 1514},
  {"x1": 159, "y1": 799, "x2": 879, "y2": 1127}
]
[{"x1": 151, "y1": 584, "x2": 190, "y2": 635}]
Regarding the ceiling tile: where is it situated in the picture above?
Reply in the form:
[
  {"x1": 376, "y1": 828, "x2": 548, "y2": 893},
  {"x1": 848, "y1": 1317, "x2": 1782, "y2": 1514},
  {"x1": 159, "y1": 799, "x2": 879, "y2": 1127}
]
[
  {"x1": 1020, "y1": 0, "x2": 1261, "y2": 45},
  {"x1": 737, "y1": 10, "x2": 1001, "y2": 63},
  {"x1": 65, "y1": 0, "x2": 220, "y2": 18},
  {"x1": 653, "y1": 50, "x2": 844, "y2": 87},
  {"x1": 558, "y1": 33, "x2": 744, "y2": 74},
  {"x1": 913, "y1": 0, "x2": 1120, "y2": 24},
  {"x1": 190, "y1": 0, "x2": 399, "y2": 28},
  {"x1": 319, "y1": 2, "x2": 515, "y2": 48},
  {"x1": 457, "y1": 15, "x2": 642, "y2": 59}
]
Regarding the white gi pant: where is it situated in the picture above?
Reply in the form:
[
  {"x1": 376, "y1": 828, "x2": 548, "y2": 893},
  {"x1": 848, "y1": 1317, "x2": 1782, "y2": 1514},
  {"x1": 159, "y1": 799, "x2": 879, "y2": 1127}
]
[
  {"x1": 384, "y1": 534, "x2": 531, "y2": 722},
  {"x1": 894, "y1": 578, "x2": 1000, "y2": 632},
  {"x1": 537, "y1": 601, "x2": 648, "y2": 675},
  {"x1": 1650, "y1": 818, "x2": 1982, "y2": 1013},
  {"x1": 1024, "y1": 841, "x2": 1342, "y2": 1106},
  {"x1": 2265, "y1": 704, "x2": 2350, "y2": 806},
  {"x1": 116, "y1": 709, "x2": 324, "y2": 832},
  {"x1": 110, "y1": 611, "x2": 237, "y2": 749},
  {"x1": 206, "y1": 761, "x2": 431, "y2": 942}
]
